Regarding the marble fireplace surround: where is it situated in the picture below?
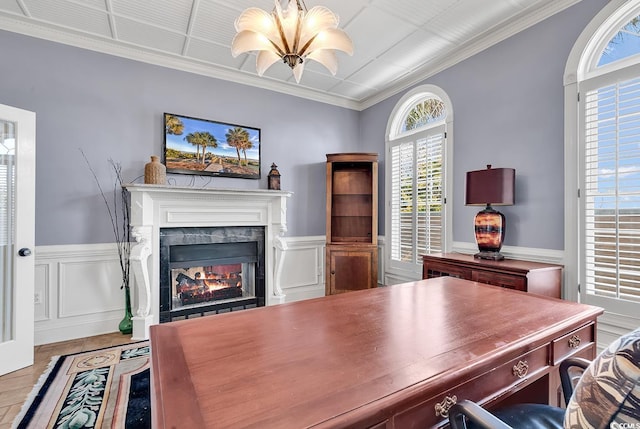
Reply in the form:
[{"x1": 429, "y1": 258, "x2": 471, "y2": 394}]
[{"x1": 124, "y1": 184, "x2": 292, "y2": 340}]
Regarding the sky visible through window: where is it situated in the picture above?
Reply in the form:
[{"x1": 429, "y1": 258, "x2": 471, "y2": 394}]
[
  {"x1": 592, "y1": 15, "x2": 640, "y2": 212},
  {"x1": 592, "y1": 80, "x2": 640, "y2": 210},
  {"x1": 598, "y1": 16, "x2": 640, "y2": 66}
]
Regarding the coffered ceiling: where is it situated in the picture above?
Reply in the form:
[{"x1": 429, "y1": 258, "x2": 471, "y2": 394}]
[{"x1": 0, "y1": 0, "x2": 582, "y2": 110}]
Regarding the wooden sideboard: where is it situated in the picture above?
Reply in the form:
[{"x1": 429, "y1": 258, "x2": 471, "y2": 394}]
[
  {"x1": 150, "y1": 278, "x2": 601, "y2": 428},
  {"x1": 423, "y1": 253, "x2": 563, "y2": 298}
]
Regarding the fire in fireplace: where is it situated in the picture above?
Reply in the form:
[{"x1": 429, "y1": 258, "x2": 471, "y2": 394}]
[
  {"x1": 159, "y1": 226, "x2": 265, "y2": 322},
  {"x1": 173, "y1": 264, "x2": 246, "y2": 307}
]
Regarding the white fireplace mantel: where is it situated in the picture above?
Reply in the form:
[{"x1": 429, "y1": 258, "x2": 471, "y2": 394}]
[{"x1": 124, "y1": 184, "x2": 292, "y2": 340}]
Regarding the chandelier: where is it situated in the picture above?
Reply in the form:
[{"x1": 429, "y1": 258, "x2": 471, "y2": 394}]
[{"x1": 231, "y1": 0, "x2": 353, "y2": 83}]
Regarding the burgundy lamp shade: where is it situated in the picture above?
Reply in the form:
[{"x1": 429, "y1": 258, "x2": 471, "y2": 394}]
[
  {"x1": 465, "y1": 166, "x2": 515, "y2": 260},
  {"x1": 465, "y1": 166, "x2": 515, "y2": 206}
]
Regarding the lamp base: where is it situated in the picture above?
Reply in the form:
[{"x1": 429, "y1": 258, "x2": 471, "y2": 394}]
[
  {"x1": 473, "y1": 204, "x2": 506, "y2": 261},
  {"x1": 474, "y1": 250, "x2": 505, "y2": 261}
]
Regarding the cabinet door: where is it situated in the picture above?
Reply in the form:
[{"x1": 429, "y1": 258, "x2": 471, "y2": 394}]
[
  {"x1": 472, "y1": 270, "x2": 526, "y2": 291},
  {"x1": 327, "y1": 247, "x2": 377, "y2": 294}
]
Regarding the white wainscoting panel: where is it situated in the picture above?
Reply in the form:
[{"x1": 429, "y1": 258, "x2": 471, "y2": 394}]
[
  {"x1": 595, "y1": 311, "x2": 640, "y2": 354},
  {"x1": 34, "y1": 263, "x2": 50, "y2": 322},
  {"x1": 58, "y1": 260, "x2": 123, "y2": 317},
  {"x1": 384, "y1": 273, "x2": 419, "y2": 286},
  {"x1": 279, "y1": 236, "x2": 325, "y2": 302},
  {"x1": 377, "y1": 237, "x2": 385, "y2": 285},
  {"x1": 34, "y1": 244, "x2": 125, "y2": 345}
]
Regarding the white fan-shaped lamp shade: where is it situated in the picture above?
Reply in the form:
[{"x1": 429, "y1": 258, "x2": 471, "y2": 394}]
[
  {"x1": 307, "y1": 50, "x2": 338, "y2": 75},
  {"x1": 231, "y1": 0, "x2": 353, "y2": 82}
]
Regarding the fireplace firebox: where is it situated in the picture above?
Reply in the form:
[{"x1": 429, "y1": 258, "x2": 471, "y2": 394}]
[{"x1": 159, "y1": 226, "x2": 265, "y2": 322}]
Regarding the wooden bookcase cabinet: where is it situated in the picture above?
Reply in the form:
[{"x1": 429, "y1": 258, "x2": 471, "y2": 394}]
[
  {"x1": 422, "y1": 253, "x2": 563, "y2": 299},
  {"x1": 325, "y1": 153, "x2": 378, "y2": 295}
]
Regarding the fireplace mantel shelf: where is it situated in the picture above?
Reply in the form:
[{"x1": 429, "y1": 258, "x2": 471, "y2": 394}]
[
  {"x1": 124, "y1": 183, "x2": 292, "y2": 198},
  {"x1": 124, "y1": 184, "x2": 292, "y2": 340}
]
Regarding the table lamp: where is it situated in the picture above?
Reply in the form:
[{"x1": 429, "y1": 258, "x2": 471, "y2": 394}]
[{"x1": 465, "y1": 165, "x2": 515, "y2": 260}]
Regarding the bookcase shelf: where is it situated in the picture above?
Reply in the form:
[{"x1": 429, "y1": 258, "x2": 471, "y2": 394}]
[{"x1": 326, "y1": 153, "x2": 378, "y2": 295}]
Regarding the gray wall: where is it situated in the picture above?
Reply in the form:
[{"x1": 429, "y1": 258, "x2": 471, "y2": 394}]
[
  {"x1": 0, "y1": 29, "x2": 359, "y2": 245},
  {"x1": 1, "y1": 0, "x2": 607, "y2": 250},
  {"x1": 360, "y1": 0, "x2": 607, "y2": 251}
]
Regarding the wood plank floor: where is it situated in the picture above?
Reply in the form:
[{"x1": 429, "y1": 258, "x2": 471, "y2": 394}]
[{"x1": 0, "y1": 332, "x2": 136, "y2": 429}]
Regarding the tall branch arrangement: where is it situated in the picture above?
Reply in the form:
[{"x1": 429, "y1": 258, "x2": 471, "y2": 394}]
[{"x1": 81, "y1": 150, "x2": 131, "y2": 291}]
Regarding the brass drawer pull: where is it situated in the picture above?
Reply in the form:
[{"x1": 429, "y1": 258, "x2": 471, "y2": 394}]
[
  {"x1": 512, "y1": 360, "x2": 529, "y2": 378},
  {"x1": 434, "y1": 395, "x2": 457, "y2": 418},
  {"x1": 568, "y1": 334, "x2": 581, "y2": 349}
]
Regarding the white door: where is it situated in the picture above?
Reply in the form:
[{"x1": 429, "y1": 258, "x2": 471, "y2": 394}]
[{"x1": 0, "y1": 104, "x2": 35, "y2": 375}]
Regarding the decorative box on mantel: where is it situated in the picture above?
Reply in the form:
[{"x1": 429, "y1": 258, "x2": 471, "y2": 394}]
[{"x1": 123, "y1": 184, "x2": 292, "y2": 340}]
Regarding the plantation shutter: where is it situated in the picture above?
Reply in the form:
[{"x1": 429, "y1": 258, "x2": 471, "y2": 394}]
[
  {"x1": 416, "y1": 132, "x2": 443, "y2": 258},
  {"x1": 582, "y1": 75, "x2": 640, "y2": 306},
  {"x1": 0, "y1": 121, "x2": 15, "y2": 247},
  {"x1": 390, "y1": 142, "x2": 414, "y2": 263},
  {"x1": 0, "y1": 159, "x2": 13, "y2": 246},
  {"x1": 389, "y1": 127, "x2": 444, "y2": 268}
]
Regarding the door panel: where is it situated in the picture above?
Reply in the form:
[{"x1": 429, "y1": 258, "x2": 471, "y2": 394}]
[
  {"x1": 326, "y1": 247, "x2": 377, "y2": 294},
  {"x1": 0, "y1": 104, "x2": 35, "y2": 375}
]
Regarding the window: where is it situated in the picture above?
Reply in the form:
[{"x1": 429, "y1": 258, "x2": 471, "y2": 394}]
[
  {"x1": 0, "y1": 123, "x2": 15, "y2": 247},
  {"x1": 385, "y1": 86, "x2": 452, "y2": 282},
  {"x1": 566, "y1": 0, "x2": 640, "y2": 318},
  {"x1": 583, "y1": 77, "x2": 640, "y2": 308},
  {"x1": 597, "y1": 15, "x2": 640, "y2": 67}
]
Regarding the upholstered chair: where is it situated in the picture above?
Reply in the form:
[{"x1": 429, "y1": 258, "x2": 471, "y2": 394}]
[{"x1": 448, "y1": 327, "x2": 640, "y2": 429}]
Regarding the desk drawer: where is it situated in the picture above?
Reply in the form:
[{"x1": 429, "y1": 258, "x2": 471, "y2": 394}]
[
  {"x1": 471, "y1": 270, "x2": 526, "y2": 291},
  {"x1": 424, "y1": 263, "x2": 471, "y2": 280},
  {"x1": 394, "y1": 345, "x2": 550, "y2": 427},
  {"x1": 552, "y1": 323, "x2": 595, "y2": 364}
]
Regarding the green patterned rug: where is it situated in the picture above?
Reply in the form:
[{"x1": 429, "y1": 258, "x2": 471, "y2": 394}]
[{"x1": 13, "y1": 341, "x2": 151, "y2": 429}]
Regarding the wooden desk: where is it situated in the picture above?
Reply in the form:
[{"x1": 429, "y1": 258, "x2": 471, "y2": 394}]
[{"x1": 150, "y1": 277, "x2": 602, "y2": 428}]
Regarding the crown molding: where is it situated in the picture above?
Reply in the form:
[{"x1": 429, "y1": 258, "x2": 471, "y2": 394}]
[
  {"x1": 358, "y1": 0, "x2": 584, "y2": 110},
  {"x1": 0, "y1": 0, "x2": 583, "y2": 112},
  {"x1": 0, "y1": 13, "x2": 362, "y2": 110}
]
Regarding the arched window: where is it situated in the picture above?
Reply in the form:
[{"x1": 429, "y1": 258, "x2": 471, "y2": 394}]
[
  {"x1": 385, "y1": 85, "x2": 453, "y2": 284},
  {"x1": 597, "y1": 15, "x2": 640, "y2": 67},
  {"x1": 565, "y1": 0, "x2": 640, "y2": 318},
  {"x1": 403, "y1": 99, "x2": 446, "y2": 132}
]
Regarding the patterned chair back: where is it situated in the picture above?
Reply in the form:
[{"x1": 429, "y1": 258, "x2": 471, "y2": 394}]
[{"x1": 564, "y1": 327, "x2": 640, "y2": 428}]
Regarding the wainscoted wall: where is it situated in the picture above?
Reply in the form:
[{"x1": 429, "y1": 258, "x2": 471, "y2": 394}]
[
  {"x1": 33, "y1": 237, "x2": 329, "y2": 345},
  {"x1": 34, "y1": 244, "x2": 127, "y2": 345},
  {"x1": 34, "y1": 239, "x2": 637, "y2": 350},
  {"x1": 33, "y1": 236, "x2": 383, "y2": 345},
  {"x1": 276, "y1": 236, "x2": 325, "y2": 303},
  {"x1": 596, "y1": 312, "x2": 640, "y2": 354}
]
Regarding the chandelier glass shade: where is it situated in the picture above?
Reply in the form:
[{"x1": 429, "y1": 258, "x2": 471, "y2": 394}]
[{"x1": 231, "y1": 0, "x2": 353, "y2": 83}]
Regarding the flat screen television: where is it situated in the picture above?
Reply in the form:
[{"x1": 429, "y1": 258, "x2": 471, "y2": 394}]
[{"x1": 163, "y1": 112, "x2": 261, "y2": 179}]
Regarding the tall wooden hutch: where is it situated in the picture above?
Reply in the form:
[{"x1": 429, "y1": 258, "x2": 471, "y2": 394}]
[{"x1": 325, "y1": 153, "x2": 378, "y2": 295}]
